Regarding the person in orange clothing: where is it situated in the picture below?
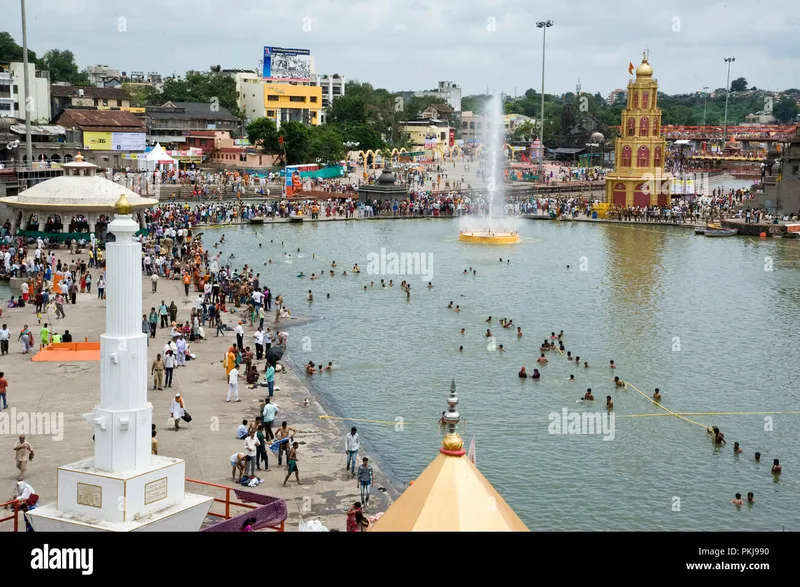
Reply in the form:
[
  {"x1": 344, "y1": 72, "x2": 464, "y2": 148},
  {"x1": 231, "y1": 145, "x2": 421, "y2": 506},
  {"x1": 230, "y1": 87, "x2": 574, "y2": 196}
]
[
  {"x1": 224, "y1": 346, "x2": 237, "y2": 377},
  {"x1": 183, "y1": 272, "x2": 191, "y2": 296}
]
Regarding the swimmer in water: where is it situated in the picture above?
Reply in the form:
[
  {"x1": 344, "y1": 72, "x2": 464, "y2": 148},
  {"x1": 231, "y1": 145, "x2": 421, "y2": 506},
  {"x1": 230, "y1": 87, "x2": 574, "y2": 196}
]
[
  {"x1": 342, "y1": 271, "x2": 347, "y2": 276},
  {"x1": 326, "y1": 293, "x2": 330, "y2": 299},
  {"x1": 558, "y1": 342, "x2": 565, "y2": 352},
  {"x1": 540, "y1": 341, "x2": 549, "y2": 352},
  {"x1": 531, "y1": 368, "x2": 540, "y2": 380},
  {"x1": 550, "y1": 332, "x2": 557, "y2": 339},
  {"x1": 566, "y1": 265, "x2": 570, "y2": 270},
  {"x1": 537, "y1": 353, "x2": 548, "y2": 365},
  {"x1": 755, "y1": 452, "x2": 761, "y2": 463},
  {"x1": 388, "y1": 280, "x2": 393, "y2": 287},
  {"x1": 583, "y1": 361, "x2": 589, "y2": 368},
  {"x1": 329, "y1": 270, "x2": 335, "y2": 277},
  {"x1": 485, "y1": 329, "x2": 492, "y2": 338},
  {"x1": 499, "y1": 258, "x2": 503, "y2": 263},
  {"x1": 448, "y1": 301, "x2": 454, "y2": 309},
  {"x1": 566, "y1": 351, "x2": 572, "y2": 361},
  {"x1": 486, "y1": 316, "x2": 492, "y2": 323},
  {"x1": 503, "y1": 319, "x2": 513, "y2": 329},
  {"x1": 731, "y1": 493, "x2": 743, "y2": 506},
  {"x1": 460, "y1": 328, "x2": 465, "y2": 335},
  {"x1": 614, "y1": 377, "x2": 625, "y2": 388},
  {"x1": 498, "y1": 344, "x2": 504, "y2": 352},
  {"x1": 558, "y1": 330, "x2": 564, "y2": 339},
  {"x1": 230, "y1": 253, "x2": 235, "y2": 258},
  {"x1": 733, "y1": 442, "x2": 743, "y2": 454},
  {"x1": 370, "y1": 282, "x2": 374, "y2": 287},
  {"x1": 331, "y1": 261, "x2": 337, "y2": 268},
  {"x1": 519, "y1": 367, "x2": 527, "y2": 378},
  {"x1": 568, "y1": 374, "x2": 575, "y2": 382},
  {"x1": 454, "y1": 305, "x2": 460, "y2": 312},
  {"x1": 259, "y1": 243, "x2": 262, "y2": 248},
  {"x1": 427, "y1": 282, "x2": 433, "y2": 288},
  {"x1": 473, "y1": 270, "x2": 476, "y2": 276},
  {"x1": 353, "y1": 264, "x2": 360, "y2": 273},
  {"x1": 747, "y1": 492, "x2": 755, "y2": 504},
  {"x1": 325, "y1": 362, "x2": 333, "y2": 372},
  {"x1": 609, "y1": 360, "x2": 616, "y2": 369},
  {"x1": 463, "y1": 269, "x2": 468, "y2": 275},
  {"x1": 307, "y1": 290, "x2": 313, "y2": 302},
  {"x1": 363, "y1": 286, "x2": 367, "y2": 291},
  {"x1": 458, "y1": 345, "x2": 463, "y2": 352},
  {"x1": 606, "y1": 396, "x2": 613, "y2": 409},
  {"x1": 310, "y1": 273, "x2": 317, "y2": 280},
  {"x1": 653, "y1": 388, "x2": 661, "y2": 401},
  {"x1": 772, "y1": 459, "x2": 782, "y2": 474},
  {"x1": 574, "y1": 356, "x2": 580, "y2": 365},
  {"x1": 708, "y1": 426, "x2": 726, "y2": 444},
  {"x1": 297, "y1": 272, "x2": 305, "y2": 278},
  {"x1": 582, "y1": 388, "x2": 594, "y2": 401},
  {"x1": 269, "y1": 259, "x2": 273, "y2": 264},
  {"x1": 517, "y1": 327, "x2": 523, "y2": 338}
]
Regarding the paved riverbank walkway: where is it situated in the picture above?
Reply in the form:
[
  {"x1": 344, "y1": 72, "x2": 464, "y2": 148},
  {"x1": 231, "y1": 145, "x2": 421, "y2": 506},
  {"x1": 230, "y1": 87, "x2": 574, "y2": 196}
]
[{"x1": 0, "y1": 249, "x2": 395, "y2": 531}]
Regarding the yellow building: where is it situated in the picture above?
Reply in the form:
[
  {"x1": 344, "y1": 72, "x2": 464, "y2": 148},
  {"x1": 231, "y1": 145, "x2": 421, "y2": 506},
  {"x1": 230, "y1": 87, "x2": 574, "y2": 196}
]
[
  {"x1": 263, "y1": 83, "x2": 322, "y2": 127},
  {"x1": 370, "y1": 381, "x2": 529, "y2": 532},
  {"x1": 605, "y1": 54, "x2": 671, "y2": 207}
]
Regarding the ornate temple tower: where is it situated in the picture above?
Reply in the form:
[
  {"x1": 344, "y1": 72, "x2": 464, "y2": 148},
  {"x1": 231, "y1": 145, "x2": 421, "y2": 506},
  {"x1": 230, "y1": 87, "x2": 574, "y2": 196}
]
[{"x1": 605, "y1": 53, "x2": 671, "y2": 207}]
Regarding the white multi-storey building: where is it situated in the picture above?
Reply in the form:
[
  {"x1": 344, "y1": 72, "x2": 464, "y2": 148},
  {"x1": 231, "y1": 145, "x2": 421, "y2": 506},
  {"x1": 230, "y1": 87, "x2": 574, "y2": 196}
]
[
  {"x1": 311, "y1": 74, "x2": 345, "y2": 123},
  {"x1": 0, "y1": 62, "x2": 52, "y2": 124}
]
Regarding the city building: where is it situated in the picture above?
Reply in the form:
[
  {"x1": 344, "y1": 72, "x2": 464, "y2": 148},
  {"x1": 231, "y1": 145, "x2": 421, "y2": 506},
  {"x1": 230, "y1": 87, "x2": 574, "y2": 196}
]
[
  {"x1": 51, "y1": 85, "x2": 132, "y2": 119},
  {"x1": 607, "y1": 88, "x2": 627, "y2": 105},
  {"x1": 0, "y1": 62, "x2": 52, "y2": 124},
  {"x1": 262, "y1": 84, "x2": 322, "y2": 128},
  {"x1": 605, "y1": 55, "x2": 671, "y2": 207},
  {"x1": 757, "y1": 131, "x2": 800, "y2": 214},
  {"x1": 459, "y1": 112, "x2": 532, "y2": 144},
  {"x1": 53, "y1": 109, "x2": 146, "y2": 167},
  {"x1": 743, "y1": 112, "x2": 777, "y2": 125},
  {"x1": 407, "y1": 81, "x2": 462, "y2": 112},
  {"x1": 310, "y1": 74, "x2": 345, "y2": 123},
  {"x1": 371, "y1": 381, "x2": 528, "y2": 531},
  {"x1": 402, "y1": 119, "x2": 451, "y2": 149},
  {"x1": 420, "y1": 103, "x2": 454, "y2": 120},
  {"x1": 86, "y1": 65, "x2": 121, "y2": 87},
  {"x1": 145, "y1": 101, "x2": 241, "y2": 147}
]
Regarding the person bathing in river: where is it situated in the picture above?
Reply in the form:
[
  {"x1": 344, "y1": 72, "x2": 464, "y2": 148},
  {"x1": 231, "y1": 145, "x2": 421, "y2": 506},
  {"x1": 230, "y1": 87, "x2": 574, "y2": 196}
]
[
  {"x1": 517, "y1": 327, "x2": 523, "y2": 338},
  {"x1": 653, "y1": 388, "x2": 662, "y2": 401},
  {"x1": 582, "y1": 388, "x2": 594, "y2": 401},
  {"x1": 537, "y1": 353, "x2": 548, "y2": 365},
  {"x1": 531, "y1": 368, "x2": 540, "y2": 380},
  {"x1": 614, "y1": 376, "x2": 625, "y2": 388},
  {"x1": 518, "y1": 366, "x2": 527, "y2": 378}
]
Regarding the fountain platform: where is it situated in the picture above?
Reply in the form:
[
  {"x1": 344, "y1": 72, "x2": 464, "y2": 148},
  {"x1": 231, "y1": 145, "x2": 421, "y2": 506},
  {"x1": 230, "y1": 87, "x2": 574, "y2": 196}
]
[{"x1": 459, "y1": 231, "x2": 520, "y2": 244}]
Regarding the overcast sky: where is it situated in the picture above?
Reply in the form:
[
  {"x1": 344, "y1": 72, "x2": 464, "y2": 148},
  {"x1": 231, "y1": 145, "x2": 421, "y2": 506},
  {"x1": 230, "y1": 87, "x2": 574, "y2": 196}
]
[{"x1": 10, "y1": 0, "x2": 800, "y2": 97}]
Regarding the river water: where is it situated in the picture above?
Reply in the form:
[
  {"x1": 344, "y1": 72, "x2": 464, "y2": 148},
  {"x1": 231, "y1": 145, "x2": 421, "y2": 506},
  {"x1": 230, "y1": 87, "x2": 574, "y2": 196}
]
[{"x1": 19, "y1": 214, "x2": 796, "y2": 530}]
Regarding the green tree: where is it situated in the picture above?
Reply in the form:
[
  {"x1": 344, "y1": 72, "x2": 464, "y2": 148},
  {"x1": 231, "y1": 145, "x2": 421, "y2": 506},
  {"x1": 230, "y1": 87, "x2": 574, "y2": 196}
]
[
  {"x1": 40, "y1": 49, "x2": 89, "y2": 84},
  {"x1": 280, "y1": 121, "x2": 311, "y2": 165},
  {"x1": 154, "y1": 72, "x2": 242, "y2": 118},
  {"x1": 512, "y1": 120, "x2": 537, "y2": 142},
  {"x1": 246, "y1": 117, "x2": 280, "y2": 151},
  {"x1": 730, "y1": 77, "x2": 748, "y2": 92},
  {"x1": 327, "y1": 94, "x2": 368, "y2": 125},
  {"x1": 308, "y1": 124, "x2": 345, "y2": 164},
  {"x1": 122, "y1": 82, "x2": 156, "y2": 107},
  {"x1": 773, "y1": 96, "x2": 799, "y2": 123},
  {"x1": 0, "y1": 31, "x2": 37, "y2": 64}
]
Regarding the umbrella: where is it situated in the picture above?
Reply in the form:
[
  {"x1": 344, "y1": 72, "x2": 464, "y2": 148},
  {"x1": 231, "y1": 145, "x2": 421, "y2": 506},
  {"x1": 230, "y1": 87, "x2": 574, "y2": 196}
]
[{"x1": 266, "y1": 346, "x2": 283, "y2": 367}]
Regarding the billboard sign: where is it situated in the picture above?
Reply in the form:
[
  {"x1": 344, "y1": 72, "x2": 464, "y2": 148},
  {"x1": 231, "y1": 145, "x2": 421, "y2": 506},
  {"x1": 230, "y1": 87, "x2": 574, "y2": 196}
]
[
  {"x1": 83, "y1": 131, "x2": 145, "y2": 151},
  {"x1": 263, "y1": 47, "x2": 311, "y2": 81},
  {"x1": 112, "y1": 132, "x2": 146, "y2": 151}
]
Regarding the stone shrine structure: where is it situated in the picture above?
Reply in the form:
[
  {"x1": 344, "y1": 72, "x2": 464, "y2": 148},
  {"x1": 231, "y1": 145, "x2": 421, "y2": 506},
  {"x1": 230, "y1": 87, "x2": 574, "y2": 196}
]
[{"x1": 605, "y1": 54, "x2": 672, "y2": 207}]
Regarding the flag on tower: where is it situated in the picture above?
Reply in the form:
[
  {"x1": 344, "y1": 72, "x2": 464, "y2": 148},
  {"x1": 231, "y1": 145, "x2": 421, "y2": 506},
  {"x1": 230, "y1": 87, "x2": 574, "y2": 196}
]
[{"x1": 628, "y1": 62, "x2": 635, "y2": 75}]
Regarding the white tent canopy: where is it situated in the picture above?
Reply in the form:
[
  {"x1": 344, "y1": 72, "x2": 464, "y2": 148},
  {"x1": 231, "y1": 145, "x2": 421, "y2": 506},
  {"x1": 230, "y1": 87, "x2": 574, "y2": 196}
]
[{"x1": 142, "y1": 143, "x2": 178, "y2": 171}]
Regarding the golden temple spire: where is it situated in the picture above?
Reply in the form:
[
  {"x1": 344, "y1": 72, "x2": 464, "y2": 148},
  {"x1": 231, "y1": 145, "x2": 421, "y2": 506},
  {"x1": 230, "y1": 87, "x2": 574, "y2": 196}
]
[
  {"x1": 115, "y1": 194, "x2": 132, "y2": 215},
  {"x1": 74, "y1": 152, "x2": 85, "y2": 162},
  {"x1": 441, "y1": 379, "x2": 464, "y2": 455}
]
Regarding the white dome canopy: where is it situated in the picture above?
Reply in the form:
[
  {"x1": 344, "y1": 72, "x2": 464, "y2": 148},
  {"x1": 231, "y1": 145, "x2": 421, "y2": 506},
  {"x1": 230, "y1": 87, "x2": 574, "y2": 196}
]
[{"x1": 1, "y1": 154, "x2": 158, "y2": 211}]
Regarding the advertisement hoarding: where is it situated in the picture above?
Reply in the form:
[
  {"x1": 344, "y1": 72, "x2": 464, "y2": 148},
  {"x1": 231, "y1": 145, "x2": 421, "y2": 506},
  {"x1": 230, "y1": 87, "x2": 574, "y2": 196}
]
[
  {"x1": 449, "y1": 128, "x2": 455, "y2": 147},
  {"x1": 83, "y1": 131, "x2": 145, "y2": 151},
  {"x1": 263, "y1": 47, "x2": 311, "y2": 81}
]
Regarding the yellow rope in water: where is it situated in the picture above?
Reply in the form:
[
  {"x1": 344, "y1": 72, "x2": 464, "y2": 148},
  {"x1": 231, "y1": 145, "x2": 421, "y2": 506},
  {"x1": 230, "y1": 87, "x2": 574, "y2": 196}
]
[
  {"x1": 611, "y1": 378, "x2": 711, "y2": 429},
  {"x1": 618, "y1": 410, "x2": 800, "y2": 418}
]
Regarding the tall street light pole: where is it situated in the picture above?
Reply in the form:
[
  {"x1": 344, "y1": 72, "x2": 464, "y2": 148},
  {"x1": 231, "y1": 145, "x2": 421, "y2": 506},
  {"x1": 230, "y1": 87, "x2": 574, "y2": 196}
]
[
  {"x1": 536, "y1": 20, "x2": 553, "y2": 184},
  {"x1": 702, "y1": 86, "x2": 710, "y2": 127},
  {"x1": 723, "y1": 57, "x2": 735, "y2": 144},
  {"x1": 21, "y1": 0, "x2": 33, "y2": 169}
]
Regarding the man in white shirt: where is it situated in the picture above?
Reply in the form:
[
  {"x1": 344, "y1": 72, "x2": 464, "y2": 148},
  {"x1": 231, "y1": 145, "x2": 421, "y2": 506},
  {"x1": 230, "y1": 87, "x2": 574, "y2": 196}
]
[
  {"x1": 227, "y1": 366, "x2": 240, "y2": 402},
  {"x1": 243, "y1": 429, "x2": 260, "y2": 478},
  {"x1": 253, "y1": 327, "x2": 265, "y2": 360},
  {"x1": 235, "y1": 321, "x2": 244, "y2": 352},
  {"x1": 0, "y1": 323, "x2": 10, "y2": 356},
  {"x1": 151, "y1": 272, "x2": 159, "y2": 293},
  {"x1": 251, "y1": 289, "x2": 263, "y2": 310},
  {"x1": 345, "y1": 427, "x2": 360, "y2": 476}
]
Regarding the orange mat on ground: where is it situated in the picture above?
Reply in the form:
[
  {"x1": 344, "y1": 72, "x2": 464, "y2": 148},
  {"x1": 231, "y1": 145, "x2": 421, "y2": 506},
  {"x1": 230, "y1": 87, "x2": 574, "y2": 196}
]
[{"x1": 32, "y1": 342, "x2": 100, "y2": 362}]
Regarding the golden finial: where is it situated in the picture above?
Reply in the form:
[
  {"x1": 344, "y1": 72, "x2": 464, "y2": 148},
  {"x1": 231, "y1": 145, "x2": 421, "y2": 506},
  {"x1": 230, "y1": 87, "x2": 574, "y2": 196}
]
[
  {"x1": 115, "y1": 194, "x2": 132, "y2": 215},
  {"x1": 74, "y1": 152, "x2": 85, "y2": 162},
  {"x1": 440, "y1": 379, "x2": 465, "y2": 455}
]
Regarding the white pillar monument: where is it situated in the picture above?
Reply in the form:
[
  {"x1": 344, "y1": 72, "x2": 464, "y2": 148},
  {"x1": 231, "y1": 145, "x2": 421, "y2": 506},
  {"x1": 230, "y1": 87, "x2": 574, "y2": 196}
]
[{"x1": 29, "y1": 195, "x2": 213, "y2": 532}]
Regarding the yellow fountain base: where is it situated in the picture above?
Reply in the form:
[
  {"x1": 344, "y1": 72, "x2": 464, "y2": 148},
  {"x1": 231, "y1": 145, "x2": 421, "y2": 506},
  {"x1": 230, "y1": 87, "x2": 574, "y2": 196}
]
[{"x1": 459, "y1": 231, "x2": 520, "y2": 244}]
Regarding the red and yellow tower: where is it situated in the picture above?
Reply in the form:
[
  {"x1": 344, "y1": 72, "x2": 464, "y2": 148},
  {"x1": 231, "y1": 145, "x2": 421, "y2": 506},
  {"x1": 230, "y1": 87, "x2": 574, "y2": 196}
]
[{"x1": 605, "y1": 54, "x2": 671, "y2": 207}]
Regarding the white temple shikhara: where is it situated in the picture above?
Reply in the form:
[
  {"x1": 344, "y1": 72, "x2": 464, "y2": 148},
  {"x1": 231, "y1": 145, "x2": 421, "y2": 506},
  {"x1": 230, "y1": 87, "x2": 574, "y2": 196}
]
[{"x1": 28, "y1": 195, "x2": 213, "y2": 532}]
